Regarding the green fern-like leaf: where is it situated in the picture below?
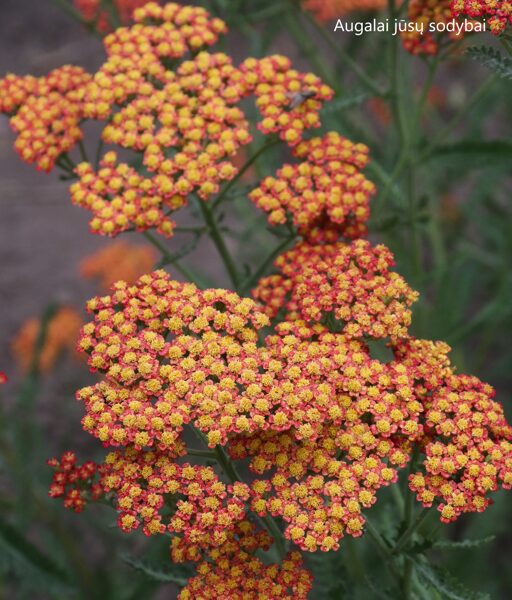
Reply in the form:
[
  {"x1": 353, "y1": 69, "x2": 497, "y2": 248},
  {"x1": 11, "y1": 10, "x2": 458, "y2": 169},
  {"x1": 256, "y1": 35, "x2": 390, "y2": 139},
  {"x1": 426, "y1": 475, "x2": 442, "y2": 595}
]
[
  {"x1": 321, "y1": 92, "x2": 370, "y2": 116},
  {"x1": 416, "y1": 562, "x2": 490, "y2": 600},
  {"x1": 466, "y1": 46, "x2": 512, "y2": 80},
  {"x1": 433, "y1": 535, "x2": 495, "y2": 550},
  {"x1": 122, "y1": 554, "x2": 193, "y2": 586}
]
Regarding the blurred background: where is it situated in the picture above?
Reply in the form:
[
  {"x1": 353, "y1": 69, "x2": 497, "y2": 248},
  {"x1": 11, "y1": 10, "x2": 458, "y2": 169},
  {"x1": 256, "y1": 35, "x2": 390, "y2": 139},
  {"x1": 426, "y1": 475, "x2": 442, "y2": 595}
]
[{"x1": 0, "y1": 0, "x2": 511, "y2": 598}]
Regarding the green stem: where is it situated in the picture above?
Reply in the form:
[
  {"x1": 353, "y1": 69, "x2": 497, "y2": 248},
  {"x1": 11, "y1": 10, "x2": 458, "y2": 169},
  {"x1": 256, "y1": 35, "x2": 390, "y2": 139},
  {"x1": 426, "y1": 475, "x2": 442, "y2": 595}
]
[
  {"x1": 375, "y1": 0, "x2": 420, "y2": 217},
  {"x1": 413, "y1": 55, "x2": 441, "y2": 126},
  {"x1": 213, "y1": 139, "x2": 280, "y2": 210},
  {"x1": 393, "y1": 505, "x2": 432, "y2": 600},
  {"x1": 239, "y1": 235, "x2": 296, "y2": 294},
  {"x1": 285, "y1": 11, "x2": 341, "y2": 94},
  {"x1": 373, "y1": 152, "x2": 408, "y2": 212},
  {"x1": 142, "y1": 231, "x2": 198, "y2": 283},
  {"x1": 387, "y1": 0, "x2": 409, "y2": 148},
  {"x1": 393, "y1": 507, "x2": 431, "y2": 556},
  {"x1": 419, "y1": 75, "x2": 496, "y2": 161},
  {"x1": 407, "y1": 165, "x2": 422, "y2": 283},
  {"x1": 78, "y1": 140, "x2": 88, "y2": 163},
  {"x1": 246, "y1": 3, "x2": 288, "y2": 22},
  {"x1": 212, "y1": 444, "x2": 243, "y2": 483},
  {"x1": 51, "y1": 0, "x2": 97, "y2": 31},
  {"x1": 186, "y1": 448, "x2": 217, "y2": 459},
  {"x1": 192, "y1": 430, "x2": 287, "y2": 559},
  {"x1": 95, "y1": 139, "x2": 104, "y2": 169},
  {"x1": 365, "y1": 518, "x2": 392, "y2": 556},
  {"x1": 306, "y1": 12, "x2": 385, "y2": 96},
  {"x1": 391, "y1": 481, "x2": 405, "y2": 516},
  {"x1": 55, "y1": 158, "x2": 76, "y2": 178},
  {"x1": 261, "y1": 515, "x2": 286, "y2": 560},
  {"x1": 100, "y1": 0, "x2": 121, "y2": 29},
  {"x1": 365, "y1": 518, "x2": 402, "y2": 582},
  {"x1": 391, "y1": 447, "x2": 425, "y2": 598},
  {"x1": 197, "y1": 201, "x2": 241, "y2": 289},
  {"x1": 403, "y1": 557, "x2": 414, "y2": 600},
  {"x1": 16, "y1": 305, "x2": 57, "y2": 524},
  {"x1": 60, "y1": 152, "x2": 77, "y2": 170}
]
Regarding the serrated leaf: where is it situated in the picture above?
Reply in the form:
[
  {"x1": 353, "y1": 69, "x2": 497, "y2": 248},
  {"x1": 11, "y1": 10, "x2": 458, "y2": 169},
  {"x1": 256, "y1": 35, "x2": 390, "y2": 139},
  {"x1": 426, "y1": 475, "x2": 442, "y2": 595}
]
[
  {"x1": 467, "y1": 46, "x2": 512, "y2": 80},
  {"x1": 416, "y1": 562, "x2": 490, "y2": 600},
  {"x1": 408, "y1": 538, "x2": 434, "y2": 556},
  {"x1": 433, "y1": 535, "x2": 495, "y2": 550},
  {"x1": 122, "y1": 554, "x2": 192, "y2": 586}
]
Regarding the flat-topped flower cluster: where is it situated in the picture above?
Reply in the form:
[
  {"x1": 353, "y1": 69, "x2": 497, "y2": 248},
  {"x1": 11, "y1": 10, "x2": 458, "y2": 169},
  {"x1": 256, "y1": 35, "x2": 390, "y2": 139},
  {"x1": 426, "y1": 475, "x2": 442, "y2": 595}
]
[
  {"x1": 67, "y1": 267, "x2": 510, "y2": 563},
  {"x1": 1, "y1": 2, "x2": 332, "y2": 240},
  {"x1": 402, "y1": 0, "x2": 511, "y2": 55},
  {"x1": 2, "y1": 2, "x2": 508, "y2": 597}
]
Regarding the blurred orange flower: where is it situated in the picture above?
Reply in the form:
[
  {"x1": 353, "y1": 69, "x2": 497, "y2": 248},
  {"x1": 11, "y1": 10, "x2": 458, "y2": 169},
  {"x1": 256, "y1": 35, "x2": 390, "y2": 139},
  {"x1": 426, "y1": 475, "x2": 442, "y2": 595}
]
[
  {"x1": 79, "y1": 241, "x2": 158, "y2": 291},
  {"x1": 12, "y1": 307, "x2": 83, "y2": 373}
]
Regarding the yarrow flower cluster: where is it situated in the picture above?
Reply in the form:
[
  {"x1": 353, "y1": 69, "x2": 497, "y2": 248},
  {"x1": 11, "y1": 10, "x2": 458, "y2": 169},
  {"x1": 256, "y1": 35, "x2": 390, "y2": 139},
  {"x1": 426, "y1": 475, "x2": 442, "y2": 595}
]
[
  {"x1": 229, "y1": 331, "x2": 423, "y2": 551},
  {"x1": 252, "y1": 240, "x2": 418, "y2": 339},
  {"x1": 0, "y1": 1, "x2": 326, "y2": 237},
  {"x1": 410, "y1": 374, "x2": 512, "y2": 522},
  {"x1": 451, "y1": 0, "x2": 512, "y2": 34},
  {"x1": 63, "y1": 263, "x2": 511, "y2": 564},
  {"x1": 0, "y1": 66, "x2": 91, "y2": 171},
  {"x1": 239, "y1": 56, "x2": 333, "y2": 146},
  {"x1": 81, "y1": 4, "x2": 228, "y2": 121},
  {"x1": 100, "y1": 447, "x2": 251, "y2": 553},
  {"x1": 0, "y1": 2, "x2": 335, "y2": 240},
  {"x1": 76, "y1": 274, "x2": 271, "y2": 449},
  {"x1": 26, "y1": 3, "x2": 510, "y2": 596},
  {"x1": 250, "y1": 133, "x2": 375, "y2": 240},
  {"x1": 48, "y1": 452, "x2": 103, "y2": 512},
  {"x1": 179, "y1": 522, "x2": 312, "y2": 599},
  {"x1": 401, "y1": 0, "x2": 463, "y2": 56},
  {"x1": 73, "y1": 53, "x2": 332, "y2": 235}
]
